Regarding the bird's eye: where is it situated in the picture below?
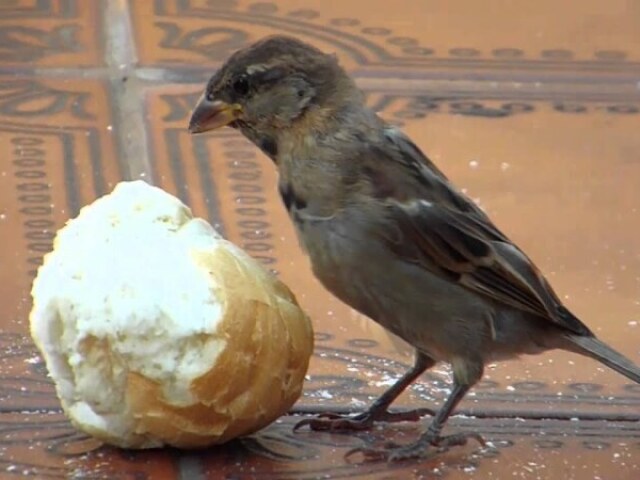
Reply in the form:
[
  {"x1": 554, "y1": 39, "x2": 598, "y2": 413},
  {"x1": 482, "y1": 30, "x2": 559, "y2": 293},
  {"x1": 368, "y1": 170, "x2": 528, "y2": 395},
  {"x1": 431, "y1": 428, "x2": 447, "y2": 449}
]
[
  {"x1": 206, "y1": 91, "x2": 215, "y2": 101},
  {"x1": 232, "y1": 75, "x2": 250, "y2": 96}
]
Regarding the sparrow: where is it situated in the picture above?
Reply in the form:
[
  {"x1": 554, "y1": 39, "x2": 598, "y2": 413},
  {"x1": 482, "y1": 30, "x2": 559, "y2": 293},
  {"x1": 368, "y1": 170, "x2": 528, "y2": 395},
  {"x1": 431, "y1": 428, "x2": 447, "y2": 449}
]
[{"x1": 189, "y1": 35, "x2": 640, "y2": 462}]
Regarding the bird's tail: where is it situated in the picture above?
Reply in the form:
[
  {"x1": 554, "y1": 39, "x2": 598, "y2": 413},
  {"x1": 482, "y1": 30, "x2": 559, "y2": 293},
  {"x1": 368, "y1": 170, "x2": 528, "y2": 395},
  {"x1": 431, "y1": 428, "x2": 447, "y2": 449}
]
[{"x1": 567, "y1": 335, "x2": 640, "y2": 384}]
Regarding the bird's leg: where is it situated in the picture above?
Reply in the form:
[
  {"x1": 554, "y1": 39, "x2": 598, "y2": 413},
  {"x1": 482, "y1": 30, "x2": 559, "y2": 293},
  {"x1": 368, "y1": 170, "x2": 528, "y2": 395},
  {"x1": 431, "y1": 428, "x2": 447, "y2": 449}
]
[
  {"x1": 347, "y1": 364, "x2": 485, "y2": 461},
  {"x1": 294, "y1": 352, "x2": 436, "y2": 432}
]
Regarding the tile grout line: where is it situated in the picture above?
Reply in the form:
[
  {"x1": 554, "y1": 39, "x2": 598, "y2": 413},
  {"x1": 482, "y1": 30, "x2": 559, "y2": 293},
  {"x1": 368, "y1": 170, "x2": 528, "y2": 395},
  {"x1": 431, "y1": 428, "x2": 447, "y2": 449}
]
[
  {"x1": 12, "y1": 67, "x2": 640, "y2": 104},
  {"x1": 103, "y1": 0, "x2": 155, "y2": 183},
  {"x1": 12, "y1": 65, "x2": 640, "y2": 91},
  {"x1": 177, "y1": 454, "x2": 207, "y2": 480},
  {"x1": 102, "y1": 2, "x2": 205, "y2": 476},
  {"x1": 290, "y1": 405, "x2": 640, "y2": 422}
]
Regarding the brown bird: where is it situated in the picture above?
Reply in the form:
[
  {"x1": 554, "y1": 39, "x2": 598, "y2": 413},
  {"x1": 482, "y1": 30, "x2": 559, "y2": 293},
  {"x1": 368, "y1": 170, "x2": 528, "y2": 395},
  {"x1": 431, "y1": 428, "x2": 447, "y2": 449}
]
[{"x1": 189, "y1": 35, "x2": 640, "y2": 461}]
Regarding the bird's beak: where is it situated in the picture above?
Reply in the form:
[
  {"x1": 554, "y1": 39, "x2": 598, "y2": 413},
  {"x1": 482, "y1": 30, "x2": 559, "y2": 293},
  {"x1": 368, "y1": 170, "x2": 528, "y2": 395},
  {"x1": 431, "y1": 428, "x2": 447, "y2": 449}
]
[{"x1": 188, "y1": 94, "x2": 243, "y2": 134}]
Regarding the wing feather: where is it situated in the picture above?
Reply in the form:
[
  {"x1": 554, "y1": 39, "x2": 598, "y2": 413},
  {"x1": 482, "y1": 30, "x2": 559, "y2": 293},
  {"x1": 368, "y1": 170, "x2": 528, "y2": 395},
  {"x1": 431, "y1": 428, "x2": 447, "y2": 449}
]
[{"x1": 371, "y1": 128, "x2": 592, "y2": 336}]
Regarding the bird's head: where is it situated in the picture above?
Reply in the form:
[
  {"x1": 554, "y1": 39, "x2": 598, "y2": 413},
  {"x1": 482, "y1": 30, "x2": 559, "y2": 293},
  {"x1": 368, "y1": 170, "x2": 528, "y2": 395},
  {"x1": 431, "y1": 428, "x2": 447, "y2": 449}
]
[{"x1": 188, "y1": 35, "x2": 360, "y2": 156}]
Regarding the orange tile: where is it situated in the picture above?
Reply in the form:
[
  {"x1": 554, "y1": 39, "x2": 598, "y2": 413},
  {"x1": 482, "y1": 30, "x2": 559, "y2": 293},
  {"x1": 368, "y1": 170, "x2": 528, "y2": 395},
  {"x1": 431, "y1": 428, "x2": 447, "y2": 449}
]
[
  {"x1": 197, "y1": 415, "x2": 640, "y2": 479},
  {"x1": 3, "y1": 410, "x2": 637, "y2": 479},
  {"x1": 2, "y1": 1, "x2": 637, "y2": 479},
  {"x1": 144, "y1": 83, "x2": 640, "y2": 418},
  {"x1": 0, "y1": 410, "x2": 179, "y2": 479},
  {"x1": 0, "y1": 0, "x2": 103, "y2": 68},
  {"x1": 131, "y1": 0, "x2": 640, "y2": 75},
  {"x1": 0, "y1": 332, "x2": 58, "y2": 411},
  {"x1": 0, "y1": 78, "x2": 122, "y2": 334}
]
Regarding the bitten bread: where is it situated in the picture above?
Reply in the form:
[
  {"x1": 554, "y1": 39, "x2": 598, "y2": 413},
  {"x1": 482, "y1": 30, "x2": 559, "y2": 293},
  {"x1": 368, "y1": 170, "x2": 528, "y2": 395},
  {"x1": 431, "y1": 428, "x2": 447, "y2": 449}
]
[{"x1": 29, "y1": 180, "x2": 314, "y2": 448}]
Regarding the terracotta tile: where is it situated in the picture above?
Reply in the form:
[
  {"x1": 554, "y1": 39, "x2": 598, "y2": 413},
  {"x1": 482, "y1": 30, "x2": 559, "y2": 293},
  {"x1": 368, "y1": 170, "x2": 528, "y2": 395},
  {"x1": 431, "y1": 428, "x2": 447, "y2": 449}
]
[
  {"x1": 0, "y1": 0, "x2": 103, "y2": 68},
  {"x1": 0, "y1": 409, "x2": 180, "y2": 479},
  {"x1": 144, "y1": 83, "x2": 640, "y2": 418},
  {"x1": 197, "y1": 414, "x2": 640, "y2": 479},
  {"x1": 1, "y1": 1, "x2": 636, "y2": 479},
  {"x1": 3, "y1": 407, "x2": 638, "y2": 479},
  {"x1": 0, "y1": 77, "x2": 122, "y2": 335},
  {"x1": 131, "y1": 0, "x2": 640, "y2": 76},
  {"x1": 0, "y1": 332, "x2": 58, "y2": 411}
]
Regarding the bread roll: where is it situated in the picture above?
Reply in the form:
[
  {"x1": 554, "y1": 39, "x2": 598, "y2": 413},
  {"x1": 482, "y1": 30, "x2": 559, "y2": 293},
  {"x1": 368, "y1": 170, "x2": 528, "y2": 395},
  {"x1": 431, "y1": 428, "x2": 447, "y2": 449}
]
[{"x1": 29, "y1": 180, "x2": 313, "y2": 448}]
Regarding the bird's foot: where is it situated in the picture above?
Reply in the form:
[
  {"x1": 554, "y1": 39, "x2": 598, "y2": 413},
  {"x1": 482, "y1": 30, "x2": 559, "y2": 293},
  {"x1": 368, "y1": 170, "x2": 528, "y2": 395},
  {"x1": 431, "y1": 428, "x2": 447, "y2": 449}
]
[
  {"x1": 293, "y1": 407, "x2": 434, "y2": 432},
  {"x1": 345, "y1": 431, "x2": 485, "y2": 462}
]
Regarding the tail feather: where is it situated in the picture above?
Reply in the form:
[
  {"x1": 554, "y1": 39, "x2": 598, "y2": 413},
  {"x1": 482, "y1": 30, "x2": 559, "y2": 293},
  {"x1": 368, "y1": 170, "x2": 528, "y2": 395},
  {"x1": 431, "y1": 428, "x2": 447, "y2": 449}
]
[{"x1": 568, "y1": 335, "x2": 640, "y2": 384}]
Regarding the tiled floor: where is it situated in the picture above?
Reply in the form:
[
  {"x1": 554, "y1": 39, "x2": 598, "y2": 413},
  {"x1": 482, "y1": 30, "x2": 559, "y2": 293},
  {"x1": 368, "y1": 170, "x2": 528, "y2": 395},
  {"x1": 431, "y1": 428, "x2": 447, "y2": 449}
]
[{"x1": 1, "y1": 0, "x2": 639, "y2": 478}]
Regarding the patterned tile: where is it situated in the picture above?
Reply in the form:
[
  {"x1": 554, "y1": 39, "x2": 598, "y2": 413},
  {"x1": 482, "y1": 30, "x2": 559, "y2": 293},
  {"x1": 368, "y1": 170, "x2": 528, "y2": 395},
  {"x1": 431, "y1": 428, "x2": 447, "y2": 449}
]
[
  {"x1": 0, "y1": 78, "x2": 122, "y2": 333},
  {"x1": 131, "y1": 0, "x2": 640, "y2": 78},
  {"x1": 0, "y1": 0, "x2": 103, "y2": 68},
  {"x1": 0, "y1": 409, "x2": 179, "y2": 479},
  {"x1": 2, "y1": 1, "x2": 639, "y2": 478},
  {"x1": 201, "y1": 415, "x2": 640, "y2": 479},
  {"x1": 2, "y1": 400, "x2": 638, "y2": 479}
]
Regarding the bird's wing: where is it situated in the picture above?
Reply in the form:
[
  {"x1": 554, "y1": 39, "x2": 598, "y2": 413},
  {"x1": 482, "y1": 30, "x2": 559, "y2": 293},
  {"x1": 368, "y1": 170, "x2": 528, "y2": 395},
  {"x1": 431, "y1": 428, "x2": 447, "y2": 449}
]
[{"x1": 368, "y1": 127, "x2": 591, "y2": 336}]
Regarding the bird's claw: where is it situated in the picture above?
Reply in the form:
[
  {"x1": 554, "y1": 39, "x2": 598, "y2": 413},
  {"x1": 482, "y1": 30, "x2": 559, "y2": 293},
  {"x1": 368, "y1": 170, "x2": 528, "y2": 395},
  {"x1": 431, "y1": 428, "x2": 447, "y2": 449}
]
[
  {"x1": 345, "y1": 446, "x2": 391, "y2": 463},
  {"x1": 345, "y1": 432, "x2": 485, "y2": 463},
  {"x1": 345, "y1": 442, "x2": 433, "y2": 463},
  {"x1": 432, "y1": 431, "x2": 486, "y2": 449},
  {"x1": 293, "y1": 408, "x2": 434, "y2": 432}
]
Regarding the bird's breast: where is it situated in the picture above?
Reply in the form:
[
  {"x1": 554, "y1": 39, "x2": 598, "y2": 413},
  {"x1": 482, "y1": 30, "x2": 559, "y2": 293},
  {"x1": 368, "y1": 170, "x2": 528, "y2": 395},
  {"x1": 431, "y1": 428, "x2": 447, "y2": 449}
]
[
  {"x1": 289, "y1": 206, "x2": 391, "y2": 312},
  {"x1": 287, "y1": 205, "x2": 502, "y2": 361}
]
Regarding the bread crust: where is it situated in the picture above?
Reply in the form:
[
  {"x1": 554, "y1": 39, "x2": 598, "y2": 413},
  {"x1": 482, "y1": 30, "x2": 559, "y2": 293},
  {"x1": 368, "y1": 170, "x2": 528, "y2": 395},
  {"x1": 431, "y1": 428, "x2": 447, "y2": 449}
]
[{"x1": 29, "y1": 181, "x2": 314, "y2": 448}]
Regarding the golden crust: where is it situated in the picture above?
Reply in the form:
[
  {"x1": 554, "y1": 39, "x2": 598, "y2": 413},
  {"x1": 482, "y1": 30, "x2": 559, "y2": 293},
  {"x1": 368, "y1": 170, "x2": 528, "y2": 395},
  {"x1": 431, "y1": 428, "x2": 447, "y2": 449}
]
[{"x1": 120, "y1": 245, "x2": 314, "y2": 448}]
